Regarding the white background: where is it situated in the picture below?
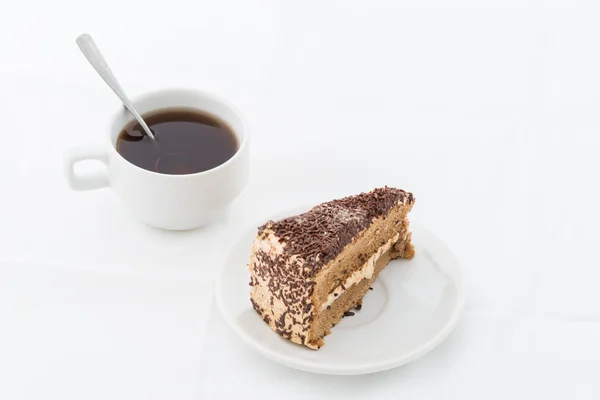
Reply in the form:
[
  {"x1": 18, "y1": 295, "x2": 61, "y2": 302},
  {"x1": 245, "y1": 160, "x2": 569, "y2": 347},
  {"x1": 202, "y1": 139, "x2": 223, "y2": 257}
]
[{"x1": 1, "y1": 0, "x2": 599, "y2": 398}]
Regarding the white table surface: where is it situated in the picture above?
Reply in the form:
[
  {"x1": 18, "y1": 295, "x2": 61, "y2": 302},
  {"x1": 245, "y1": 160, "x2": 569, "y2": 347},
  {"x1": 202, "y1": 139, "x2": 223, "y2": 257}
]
[{"x1": 1, "y1": 0, "x2": 599, "y2": 399}]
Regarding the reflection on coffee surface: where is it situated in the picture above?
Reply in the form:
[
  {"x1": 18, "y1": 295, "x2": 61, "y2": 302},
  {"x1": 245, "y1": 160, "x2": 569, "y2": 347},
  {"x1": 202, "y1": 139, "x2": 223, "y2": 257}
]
[{"x1": 117, "y1": 108, "x2": 238, "y2": 175}]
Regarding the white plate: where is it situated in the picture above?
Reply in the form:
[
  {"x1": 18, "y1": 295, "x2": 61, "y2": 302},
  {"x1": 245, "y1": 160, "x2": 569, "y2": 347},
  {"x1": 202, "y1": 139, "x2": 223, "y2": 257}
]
[{"x1": 215, "y1": 206, "x2": 465, "y2": 375}]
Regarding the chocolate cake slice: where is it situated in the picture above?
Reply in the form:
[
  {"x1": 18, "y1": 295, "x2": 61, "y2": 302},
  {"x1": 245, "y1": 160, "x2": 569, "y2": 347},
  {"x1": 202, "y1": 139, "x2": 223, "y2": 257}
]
[{"x1": 248, "y1": 187, "x2": 415, "y2": 349}]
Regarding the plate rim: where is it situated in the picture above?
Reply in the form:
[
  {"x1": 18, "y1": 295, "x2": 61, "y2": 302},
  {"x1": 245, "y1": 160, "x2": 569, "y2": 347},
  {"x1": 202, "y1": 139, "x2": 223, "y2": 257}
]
[{"x1": 215, "y1": 206, "x2": 466, "y2": 375}]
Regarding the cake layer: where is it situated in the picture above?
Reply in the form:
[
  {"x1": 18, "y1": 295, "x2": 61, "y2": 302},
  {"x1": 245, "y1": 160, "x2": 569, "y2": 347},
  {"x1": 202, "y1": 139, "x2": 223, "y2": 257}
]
[
  {"x1": 309, "y1": 223, "x2": 413, "y2": 347},
  {"x1": 320, "y1": 232, "x2": 400, "y2": 311},
  {"x1": 307, "y1": 216, "x2": 413, "y2": 348}
]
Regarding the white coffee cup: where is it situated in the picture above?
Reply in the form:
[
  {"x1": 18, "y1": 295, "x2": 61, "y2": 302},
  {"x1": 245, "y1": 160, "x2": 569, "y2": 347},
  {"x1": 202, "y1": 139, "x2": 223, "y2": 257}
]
[{"x1": 64, "y1": 88, "x2": 250, "y2": 230}]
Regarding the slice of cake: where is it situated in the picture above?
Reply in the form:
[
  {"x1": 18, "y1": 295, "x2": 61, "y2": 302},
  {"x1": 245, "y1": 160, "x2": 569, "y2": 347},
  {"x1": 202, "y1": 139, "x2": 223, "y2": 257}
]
[{"x1": 248, "y1": 186, "x2": 415, "y2": 349}]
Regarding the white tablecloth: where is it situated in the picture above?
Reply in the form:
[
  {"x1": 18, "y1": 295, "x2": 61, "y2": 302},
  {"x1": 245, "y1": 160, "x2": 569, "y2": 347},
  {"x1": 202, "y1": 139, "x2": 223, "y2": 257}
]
[{"x1": 1, "y1": 1, "x2": 599, "y2": 399}]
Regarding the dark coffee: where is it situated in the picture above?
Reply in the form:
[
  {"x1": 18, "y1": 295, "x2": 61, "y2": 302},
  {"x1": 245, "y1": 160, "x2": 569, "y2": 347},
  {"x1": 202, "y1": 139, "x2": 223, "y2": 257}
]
[{"x1": 116, "y1": 108, "x2": 238, "y2": 175}]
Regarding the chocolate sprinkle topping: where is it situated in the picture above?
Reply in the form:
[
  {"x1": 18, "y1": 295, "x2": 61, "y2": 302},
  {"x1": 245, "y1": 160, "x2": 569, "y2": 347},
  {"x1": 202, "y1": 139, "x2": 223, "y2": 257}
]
[
  {"x1": 258, "y1": 186, "x2": 413, "y2": 276},
  {"x1": 250, "y1": 298, "x2": 262, "y2": 314}
]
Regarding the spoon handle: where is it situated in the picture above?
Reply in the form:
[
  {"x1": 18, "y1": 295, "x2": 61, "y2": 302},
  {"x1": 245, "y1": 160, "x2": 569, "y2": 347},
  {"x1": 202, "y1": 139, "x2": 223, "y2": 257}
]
[{"x1": 75, "y1": 33, "x2": 155, "y2": 140}]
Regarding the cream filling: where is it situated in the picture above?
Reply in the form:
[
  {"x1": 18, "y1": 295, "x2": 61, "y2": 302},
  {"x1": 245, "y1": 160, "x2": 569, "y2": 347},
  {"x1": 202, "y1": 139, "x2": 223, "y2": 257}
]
[
  {"x1": 320, "y1": 232, "x2": 400, "y2": 310},
  {"x1": 254, "y1": 230, "x2": 285, "y2": 255}
]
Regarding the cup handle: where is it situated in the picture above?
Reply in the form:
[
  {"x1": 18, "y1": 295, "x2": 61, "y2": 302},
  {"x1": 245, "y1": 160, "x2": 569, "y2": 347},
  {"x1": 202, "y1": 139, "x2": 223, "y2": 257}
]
[{"x1": 64, "y1": 145, "x2": 110, "y2": 191}]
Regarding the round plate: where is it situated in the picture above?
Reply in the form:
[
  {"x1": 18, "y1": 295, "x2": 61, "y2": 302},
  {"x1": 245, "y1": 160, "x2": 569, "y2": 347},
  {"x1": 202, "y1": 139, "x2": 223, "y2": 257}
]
[{"x1": 215, "y1": 206, "x2": 465, "y2": 375}]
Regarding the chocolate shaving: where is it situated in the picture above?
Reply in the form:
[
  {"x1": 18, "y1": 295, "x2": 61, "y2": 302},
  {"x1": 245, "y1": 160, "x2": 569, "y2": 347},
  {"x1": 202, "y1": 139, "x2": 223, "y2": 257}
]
[{"x1": 258, "y1": 186, "x2": 413, "y2": 276}]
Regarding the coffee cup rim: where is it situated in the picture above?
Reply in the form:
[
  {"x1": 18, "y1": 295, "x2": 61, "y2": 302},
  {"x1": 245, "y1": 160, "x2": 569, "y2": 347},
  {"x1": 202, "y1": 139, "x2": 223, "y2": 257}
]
[{"x1": 108, "y1": 87, "x2": 249, "y2": 178}]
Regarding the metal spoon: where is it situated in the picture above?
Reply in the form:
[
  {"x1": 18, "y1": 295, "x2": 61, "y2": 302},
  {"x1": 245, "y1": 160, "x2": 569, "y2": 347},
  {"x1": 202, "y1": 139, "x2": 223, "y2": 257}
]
[{"x1": 75, "y1": 33, "x2": 155, "y2": 141}]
